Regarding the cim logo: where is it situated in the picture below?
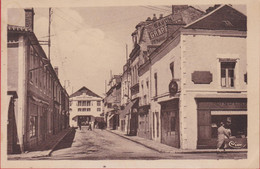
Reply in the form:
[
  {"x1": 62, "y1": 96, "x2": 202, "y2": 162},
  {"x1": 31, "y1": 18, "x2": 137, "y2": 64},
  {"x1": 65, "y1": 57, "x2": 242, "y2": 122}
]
[{"x1": 228, "y1": 140, "x2": 245, "y2": 149}]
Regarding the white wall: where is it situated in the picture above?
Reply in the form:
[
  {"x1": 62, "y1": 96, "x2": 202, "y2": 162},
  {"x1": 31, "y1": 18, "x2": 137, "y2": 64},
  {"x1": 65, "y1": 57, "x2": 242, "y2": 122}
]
[
  {"x1": 70, "y1": 93, "x2": 103, "y2": 127},
  {"x1": 180, "y1": 34, "x2": 247, "y2": 149}
]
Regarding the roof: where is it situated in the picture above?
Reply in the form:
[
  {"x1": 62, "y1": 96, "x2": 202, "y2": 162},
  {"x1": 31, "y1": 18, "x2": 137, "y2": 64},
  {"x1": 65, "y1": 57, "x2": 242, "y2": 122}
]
[
  {"x1": 8, "y1": 24, "x2": 30, "y2": 32},
  {"x1": 70, "y1": 86, "x2": 102, "y2": 98},
  {"x1": 184, "y1": 5, "x2": 247, "y2": 31}
]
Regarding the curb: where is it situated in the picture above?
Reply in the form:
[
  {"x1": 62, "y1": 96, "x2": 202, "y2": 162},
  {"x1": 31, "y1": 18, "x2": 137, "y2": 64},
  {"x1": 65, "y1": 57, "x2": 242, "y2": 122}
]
[
  {"x1": 106, "y1": 130, "x2": 164, "y2": 153},
  {"x1": 47, "y1": 127, "x2": 75, "y2": 156},
  {"x1": 176, "y1": 150, "x2": 248, "y2": 154},
  {"x1": 107, "y1": 130, "x2": 248, "y2": 154}
]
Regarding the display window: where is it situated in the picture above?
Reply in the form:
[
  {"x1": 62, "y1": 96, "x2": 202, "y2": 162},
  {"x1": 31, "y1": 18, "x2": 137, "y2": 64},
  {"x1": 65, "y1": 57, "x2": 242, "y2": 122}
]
[{"x1": 211, "y1": 114, "x2": 247, "y2": 139}]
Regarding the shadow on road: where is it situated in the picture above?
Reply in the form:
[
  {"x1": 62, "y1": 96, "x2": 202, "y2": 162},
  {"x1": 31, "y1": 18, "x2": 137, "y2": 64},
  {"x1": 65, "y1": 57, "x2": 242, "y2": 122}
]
[{"x1": 53, "y1": 128, "x2": 76, "y2": 151}]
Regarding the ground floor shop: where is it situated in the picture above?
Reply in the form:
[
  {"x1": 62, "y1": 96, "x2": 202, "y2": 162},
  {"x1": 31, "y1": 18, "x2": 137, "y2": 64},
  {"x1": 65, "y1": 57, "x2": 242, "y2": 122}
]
[
  {"x1": 196, "y1": 98, "x2": 247, "y2": 149},
  {"x1": 159, "y1": 98, "x2": 180, "y2": 148},
  {"x1": 137, "y1": 105, "x2": 151, "y2": 140}
]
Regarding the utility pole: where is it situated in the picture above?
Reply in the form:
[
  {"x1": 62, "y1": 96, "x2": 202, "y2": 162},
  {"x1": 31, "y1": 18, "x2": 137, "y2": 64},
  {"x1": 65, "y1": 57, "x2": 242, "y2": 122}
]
[{"x1": 48, "y1": 8, "x2": 52, "y2": 60}]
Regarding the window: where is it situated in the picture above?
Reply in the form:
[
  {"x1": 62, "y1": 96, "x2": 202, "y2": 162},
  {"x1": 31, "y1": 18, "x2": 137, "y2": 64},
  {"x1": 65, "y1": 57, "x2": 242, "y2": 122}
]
[
  {"x1": 170, "y1": 62, "x2": 174, "y2": 79},
  {"x1": 82, "y1": 101, "x2": 86, "y2": 106},
  {"x1": 78, "y1": 108, "x2": 82, "y2": 112},
  {"x1": 78, "y1": 101, "x2": 82, "y2": 106},
  {"x1": 97, "y1": 101, "x2": 101, "y2": 106},
  {"x1": 97, "y1": 108, "x2": 101, "y2": 112},
  {"x1": 221, "y1": 61, "x2": 236, "y2": 87},
  {"x1": 82, "y1": 108, "x2": 86, "y2": 112},
  {"x1": 29, "y1": 116, "x2": 37, "y2": 137},
  {"x1": 154, "y1": 73, "x2": 158, "y2": 96},
  {"x1": 108, "y1": 103, "x2": 112, "y2": 108},
  {"x1": 87, "y1": 101, "x2": 91, "y2": 106},
  {"x1": 87, "y1": 108, "x2": 91, "y2": 112}
]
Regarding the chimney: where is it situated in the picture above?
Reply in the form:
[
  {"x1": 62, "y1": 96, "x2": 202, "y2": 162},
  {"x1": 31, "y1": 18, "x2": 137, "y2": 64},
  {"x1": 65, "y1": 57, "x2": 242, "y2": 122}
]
[
  {"x1": 152, "y1": 14, "x2": 157, "y2": 21},
  {"x1": 24, "y1": 8, "x2": 35, "y2": 31},
  {"x1": 159, "y1": 14, "x2": 163, "y2": 19},
  {"x1": 54, "y1": 67, "x2": 58, "y2": 77}
]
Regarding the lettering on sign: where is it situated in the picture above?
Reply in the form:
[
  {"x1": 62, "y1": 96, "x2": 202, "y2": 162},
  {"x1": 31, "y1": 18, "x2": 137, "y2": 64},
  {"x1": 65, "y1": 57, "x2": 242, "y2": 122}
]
[
  {"x1": 228, "y1": 140, "x2": 247, "y2": 149},
  {"x1": 146, "y1": 15, "x2": 175, "y2": 44}
]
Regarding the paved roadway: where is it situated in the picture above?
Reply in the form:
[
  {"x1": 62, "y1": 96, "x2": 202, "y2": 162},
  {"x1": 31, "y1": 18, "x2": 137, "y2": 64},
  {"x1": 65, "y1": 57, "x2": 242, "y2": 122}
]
[
  {"x1": 42, "y1": 127, "x2": 246, "y2": 160},
  {"x1": 8, "y1": 127, "x2": 247, "y2": 160}
]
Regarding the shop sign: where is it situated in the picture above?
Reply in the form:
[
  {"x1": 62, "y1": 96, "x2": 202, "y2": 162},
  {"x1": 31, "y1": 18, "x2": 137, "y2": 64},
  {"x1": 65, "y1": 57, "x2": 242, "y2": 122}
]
[
  {"x1": 192, "y1": 71, "x2": 212, "y2": 84},
  {"x1": 226, "y1": 138, "x2": 247, "y2": 149},
  {"x1": 146, "y1": 15, "x2": 175, "y2": 44},
  {"x1": 169, "y1": 80, "x2": 178, "y2": 96}
]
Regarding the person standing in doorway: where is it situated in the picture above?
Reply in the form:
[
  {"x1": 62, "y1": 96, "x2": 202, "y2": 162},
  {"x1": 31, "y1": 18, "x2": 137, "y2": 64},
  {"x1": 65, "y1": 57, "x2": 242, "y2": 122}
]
[{"x1": 217, "y1": 122, "x2": 230, "y2": 152}]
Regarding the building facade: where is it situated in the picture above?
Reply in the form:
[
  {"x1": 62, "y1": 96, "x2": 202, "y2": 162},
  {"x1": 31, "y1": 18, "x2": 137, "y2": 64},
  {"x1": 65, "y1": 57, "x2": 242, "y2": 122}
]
[
  {"x1": 138, "y1": 5, "x2": 204, "y2": 142},
  {"x1": 69, "y1": 86, "x2": 103, "y2": 128},
  {"x1": 138, "y1": 4, "x2": 247, "y2": 149},
  {"x1": 7, "y1": 8, "x2": 69, "y2": 154},
  {"x1": 104, "y1": 75, "x2": 121, "y2": 130}
]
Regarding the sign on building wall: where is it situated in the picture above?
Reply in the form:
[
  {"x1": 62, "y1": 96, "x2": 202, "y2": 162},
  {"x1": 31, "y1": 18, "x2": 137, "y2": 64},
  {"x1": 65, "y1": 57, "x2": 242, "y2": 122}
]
[{"x1": 146, "y1": 15, "x2": 175, "y2": 45}]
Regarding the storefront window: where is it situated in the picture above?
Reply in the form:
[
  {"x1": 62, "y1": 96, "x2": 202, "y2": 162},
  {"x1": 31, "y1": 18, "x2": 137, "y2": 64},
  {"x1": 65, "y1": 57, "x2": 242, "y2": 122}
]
[{"x1": 211, "y1": 115, "x2": 247, "y2": 138}]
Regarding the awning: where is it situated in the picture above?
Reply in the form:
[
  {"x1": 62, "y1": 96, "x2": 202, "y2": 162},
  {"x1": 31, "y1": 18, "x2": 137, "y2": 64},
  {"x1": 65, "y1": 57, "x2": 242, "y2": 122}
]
[
  {"x1": 211, "y1": 111, "x2": 247, "y2": 115},
  {"x1": 120, "y1": 99, "x2": 137, "y2": 119},
  {"x1": 31, "y1": 96, "x2": 49, "y2": 105}
]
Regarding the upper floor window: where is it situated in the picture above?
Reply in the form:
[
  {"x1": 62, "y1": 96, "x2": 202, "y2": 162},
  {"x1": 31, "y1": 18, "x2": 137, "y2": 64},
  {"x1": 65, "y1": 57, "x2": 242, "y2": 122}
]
[
  {"x1": 97, "y1": 101, "x2": 101, "y2": 106},
  {"x1": 78, "y1": 101, "x2": 82, "y2": 106},
  {"x1": 170, "y1": 62, "x2": 174, "y2": 79},
  {"x1": 78, "y1": 108, "x2": 82, "y2": 112},
  {"x1": 97, "y1": 108, "x2": 101, "y2": 112},
  {"x1": 87, "y1": 101, "x2": 91, "y2": 106},
  {"x1": 82, "y1": 101, "x2": 86, "y2": 106},
  {"x1": 221, "y1": 61, "x2": 236, "y2": 88},
  {"x1": 87, "y1": 108, "x2": 91, "y2": 112},
  {"x1": 154, "y1": 73, "x2": 158, "y2": 96}
]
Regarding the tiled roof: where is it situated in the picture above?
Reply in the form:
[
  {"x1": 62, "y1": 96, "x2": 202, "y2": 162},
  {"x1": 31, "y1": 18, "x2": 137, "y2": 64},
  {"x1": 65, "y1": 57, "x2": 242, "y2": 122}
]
[
  {"x1": 70, "y1": 86, "x2": 102, "y2": 98},
  {"x1": 8, "y1": 24, "x2": 30, "y2": 32},
  {"x1": 184, "y1": 5, "x2": 247, "y2": 31}
]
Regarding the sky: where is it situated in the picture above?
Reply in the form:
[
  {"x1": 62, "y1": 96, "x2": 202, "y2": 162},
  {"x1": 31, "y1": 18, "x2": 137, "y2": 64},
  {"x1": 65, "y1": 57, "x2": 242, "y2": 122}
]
[{"x1": 7, "y1": 5, "x2": 246, "y2": 97}]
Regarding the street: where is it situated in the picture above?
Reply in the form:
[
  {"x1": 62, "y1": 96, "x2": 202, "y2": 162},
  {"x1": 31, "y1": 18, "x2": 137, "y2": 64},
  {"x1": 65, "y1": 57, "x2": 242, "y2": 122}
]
[{"x1": 18, "y1": 127, "x2": 246, "y2": 160}]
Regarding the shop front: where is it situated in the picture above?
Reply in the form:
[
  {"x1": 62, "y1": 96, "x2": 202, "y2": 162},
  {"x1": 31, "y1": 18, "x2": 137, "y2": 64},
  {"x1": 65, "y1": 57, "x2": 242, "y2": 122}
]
[
  {"x1": 196, "y1": 98, "x2": 247, "y2": 149},
  {"x1": 159, "y1": 98, "x2": 180, "y2": 148}
]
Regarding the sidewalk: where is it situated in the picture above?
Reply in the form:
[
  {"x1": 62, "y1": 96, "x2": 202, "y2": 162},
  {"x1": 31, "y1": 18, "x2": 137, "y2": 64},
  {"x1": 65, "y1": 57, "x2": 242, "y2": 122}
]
[
  {"x1": 107, "y1": 129, "x2": 247, "y2": 154},
  {"x1": 8, "y1": 127, "x2": 75, "y2": 160}
]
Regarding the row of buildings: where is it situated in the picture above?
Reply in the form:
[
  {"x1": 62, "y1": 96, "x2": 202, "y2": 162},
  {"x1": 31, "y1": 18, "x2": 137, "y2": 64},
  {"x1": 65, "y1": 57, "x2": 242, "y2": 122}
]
[
  {"x1": 7, "y1": 9, "x2": 70, "y2": 154},
  {"x1": 104, "y1": 5, "x2": 247, "y2": 149}
]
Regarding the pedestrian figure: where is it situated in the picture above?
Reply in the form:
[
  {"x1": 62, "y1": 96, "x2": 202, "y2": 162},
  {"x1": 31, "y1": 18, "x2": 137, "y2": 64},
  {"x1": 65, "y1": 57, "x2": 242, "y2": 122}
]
[
  {"x1": 88, "y1": 122, "x2": 92, "y2": 131},
  {"x1": 78, "y1": 122, "x2": 81, "y2": 130},
  {"x1": 217, "y1": 122, "x2": 230, "y2": 152}
]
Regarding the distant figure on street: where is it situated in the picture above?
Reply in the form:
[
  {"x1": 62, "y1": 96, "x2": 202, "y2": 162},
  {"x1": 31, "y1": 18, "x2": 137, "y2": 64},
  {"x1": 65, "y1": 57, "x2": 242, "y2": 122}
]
[
  {"x1": 217, "y1": 122, "x2": 230, "y2": 152},
  {"x1": 88, "y1": 122, "x2": 92, "y2": 131},
  {"x1": 78, "y1": 122, "x2": 81, "y2": 130}
]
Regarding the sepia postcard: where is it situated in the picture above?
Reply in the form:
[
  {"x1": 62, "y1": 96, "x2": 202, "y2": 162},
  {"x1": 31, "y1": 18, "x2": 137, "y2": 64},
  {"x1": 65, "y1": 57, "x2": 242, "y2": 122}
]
[{"x1": 1, "y1": 0, "x2": 260, "y2": 168}]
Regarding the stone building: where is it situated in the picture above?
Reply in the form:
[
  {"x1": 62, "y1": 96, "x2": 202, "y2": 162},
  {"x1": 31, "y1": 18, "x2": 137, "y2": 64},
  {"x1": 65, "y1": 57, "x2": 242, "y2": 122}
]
[
  {"x1": 7, "y1": 8, "x2": 69, "y2": 154},
  {"x1": 69, "y1": 86, "x2": 103, "y2": 128},
  {"x1": 138, "y1": 4, "x2": 247, "y2": 149},
  {"x1": 104, "y1": 75, "x2": 121, "y2": 130}
]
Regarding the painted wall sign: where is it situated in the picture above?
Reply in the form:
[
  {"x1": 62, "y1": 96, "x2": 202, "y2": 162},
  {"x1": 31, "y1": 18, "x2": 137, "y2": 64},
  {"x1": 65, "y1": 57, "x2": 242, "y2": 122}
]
[
  {"x1": 192, "y1": 71, "x2": 213, "y2": 84},
  {"x1": 146, "y1": 15, "x2": 176, "y2": 45}
]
